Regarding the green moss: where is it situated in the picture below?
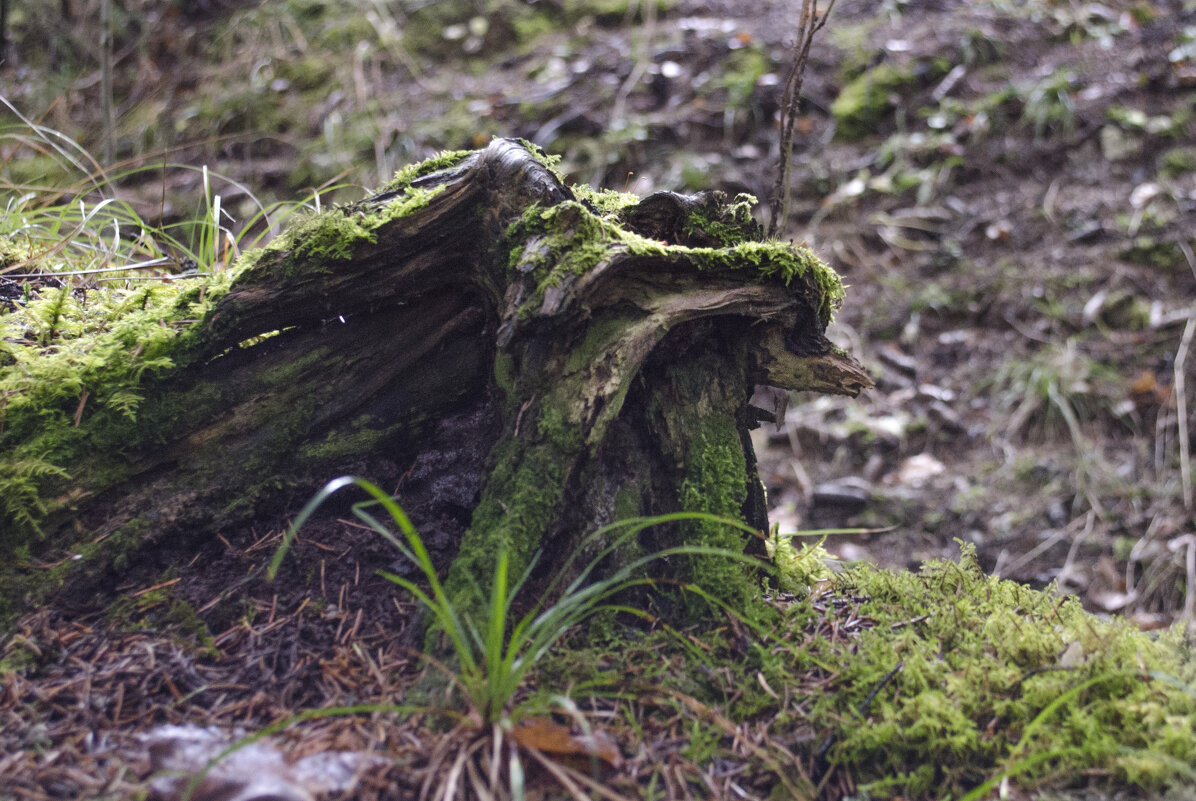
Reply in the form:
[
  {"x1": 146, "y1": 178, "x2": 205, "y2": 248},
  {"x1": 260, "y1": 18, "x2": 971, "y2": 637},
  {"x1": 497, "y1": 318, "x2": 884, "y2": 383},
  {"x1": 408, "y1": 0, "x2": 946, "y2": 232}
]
[
  {"x1": 563, "y1": 313, "x2": 637, "y2": 376},
  {"x1": 506, "y1": 194, "x2": 844, "y2": 325},
  {"x1": 444, "y1": 427, "x2": 572, "y2": 619},
  {"x1": 831, "y1": 62, "x2": 911, "y2": 141},
  {"x1": 0, "y1": 275, "x2": 235, "y2": 539},
  {"x1": 0, "y1": 636, "x2": 42, "y2": 675},
  {"x1": 642, "y1": 347, "x2": 759, "y2": 614},
  {"x1": 441, "y1": 378, "x2": 595, "y2": 628},
  {"x1": 382, "y1": 149, "x2": 473, "y2": 193},
  {"x1": 106, "y1": 583, "x2": 218, "y2": 658},
  {"x1": 573, "y1": 185, "x2": 640, "y2": 216},
  {"x1": 370, "y1": 186, "x2": 447, "y2": 223},
  {"x1": 532, "y1": 544, "x2": 1196, "y2": 798},
  {"x1": 0, "y1": 514, "x2": 149, "y2": 635},
  {"x1": 0, "y1": 458, "x2": 70, "y2": 537},
  {"x1": 1119, "y1": 236, "x2": 1188, "y2": 271},
  {"x1": 285, "y1": 208, "x2": 376, "y2": 266},
  {"x1": 677, "y1": 420, "x2": 750, "y2": 606},
  {"x1": 299, "y1": 416, "x2": 401, "y2": 462},
  {"x1": 680, "y1": 193, "x2": 760, "y2": 246},
  {"x1": 505, "y1": 200, "x2": 619, "y2": 316},
  {"x1": 805, "y1": 544, "x2": 1196, "y2": 797},
  {"x1": 515, "y1": 138, "x2": 568, "y2": 183},
  {"x1": 1161, "y1": 147, "x2": 1196, "y2": 178},
  {"x1": 268, "y1": 183, "x2": 447, "y2": 277},
  {"x1": 767, "y1": 530, "x2": 834, "y2": 594}
]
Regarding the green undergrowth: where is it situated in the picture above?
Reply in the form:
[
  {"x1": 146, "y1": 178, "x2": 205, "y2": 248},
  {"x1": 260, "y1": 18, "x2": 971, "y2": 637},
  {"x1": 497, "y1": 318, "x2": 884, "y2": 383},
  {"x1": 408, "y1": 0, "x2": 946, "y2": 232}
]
[
  {"x1": 541, "y1": 543, "x2": 1196, "y2": 799},
  {"x1": 812, "y1": 544, "x2": 1196, "y2": 797}
]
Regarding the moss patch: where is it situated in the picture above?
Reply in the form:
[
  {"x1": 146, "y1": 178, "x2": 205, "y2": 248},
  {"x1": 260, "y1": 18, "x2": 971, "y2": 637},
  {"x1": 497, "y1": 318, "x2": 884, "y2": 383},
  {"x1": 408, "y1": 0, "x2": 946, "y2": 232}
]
[
  {"x1": 275, "y1": 184, "x2": 447, "y2": 276},
  {"x1": 832, "y1": 60, "x2": 948, "y2": 142},
  {"x1": 442, "y1": 410, "x2": 580, "y2": 620},
  {"x1": 106, "y1": 582, "x2": 219, "y2": 659},
  {"x1": 381, "y1": 148, "x2": 474, "y2": 193},
  {"x1": 0, "y1": 276, "x2": 233, "y2": 539},
  {"x1": 536, "y1": 543, "x2": 1196, "y2": 799},
  {"x1": 505, "y1": 192, "x2": 844, "y2": 324},
  {"x1": 676, "y1": 420, "x2": 750, "y2": 605},
  {"x1": 804, "y1": 544, "x2": 1196, "y2": 797}
]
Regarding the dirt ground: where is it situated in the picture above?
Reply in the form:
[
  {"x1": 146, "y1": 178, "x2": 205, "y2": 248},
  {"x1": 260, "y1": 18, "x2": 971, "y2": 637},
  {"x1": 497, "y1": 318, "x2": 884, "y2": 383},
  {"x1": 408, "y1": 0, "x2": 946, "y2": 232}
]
[{"x1": 2, "y1": 0, "x2": 1196, "y2": 798}]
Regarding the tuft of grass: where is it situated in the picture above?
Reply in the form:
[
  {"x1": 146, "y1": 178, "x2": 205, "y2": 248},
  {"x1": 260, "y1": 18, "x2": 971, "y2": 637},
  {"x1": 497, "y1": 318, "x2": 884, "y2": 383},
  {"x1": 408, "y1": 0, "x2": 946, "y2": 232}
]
[
  {"x1": 993, "y1": 340, "x2": 1115, "y2": 446},
  {"x1": 1, "y1": 99, "x2": 342, "y2": 281},
  {"x1": 267, "y1": 475, "x2": 775, "y2": 800},
  {"x1": 0, "y1": 113, "x2": 352, "y2": 537},
  {"x1": 1021, "y1": 70, "x2": 1078, "y2": 140},
  {"x1": 269, "y1": 476, "x2": 770, "y2": 726}
]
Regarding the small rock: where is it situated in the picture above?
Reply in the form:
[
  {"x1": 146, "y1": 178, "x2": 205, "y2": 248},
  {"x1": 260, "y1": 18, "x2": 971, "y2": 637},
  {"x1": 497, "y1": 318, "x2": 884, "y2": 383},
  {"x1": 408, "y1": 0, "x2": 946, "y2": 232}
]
[
  {"x1": 892, "y1": 453, "x2": 945, "y2": 488},
  {"x1": 812, "y1": 477, "x2": 872, "y2": 510}
]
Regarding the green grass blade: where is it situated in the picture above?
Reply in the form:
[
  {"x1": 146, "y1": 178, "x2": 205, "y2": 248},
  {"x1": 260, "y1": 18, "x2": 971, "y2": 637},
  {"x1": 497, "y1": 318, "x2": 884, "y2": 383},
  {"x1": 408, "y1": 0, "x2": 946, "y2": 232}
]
[{"x1": 266, "y1": 475, "x2": 358, "y2": 579}]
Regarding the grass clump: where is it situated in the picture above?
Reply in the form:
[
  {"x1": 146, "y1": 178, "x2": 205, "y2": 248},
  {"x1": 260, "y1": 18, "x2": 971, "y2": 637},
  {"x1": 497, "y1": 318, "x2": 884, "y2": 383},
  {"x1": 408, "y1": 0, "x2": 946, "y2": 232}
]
[
  {"x1": 266, "y1": 476, "x2": 770, "y2": 799},
  {"x1": 269, "y1": 476, "x2": 763, "y2": 727}
]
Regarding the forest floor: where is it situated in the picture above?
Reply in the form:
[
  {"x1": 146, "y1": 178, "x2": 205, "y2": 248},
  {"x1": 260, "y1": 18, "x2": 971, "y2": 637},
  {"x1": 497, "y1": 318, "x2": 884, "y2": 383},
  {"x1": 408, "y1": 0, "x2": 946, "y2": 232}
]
[{"x1": 2, "y1": 0, "x2": 1196, "y2": 798}]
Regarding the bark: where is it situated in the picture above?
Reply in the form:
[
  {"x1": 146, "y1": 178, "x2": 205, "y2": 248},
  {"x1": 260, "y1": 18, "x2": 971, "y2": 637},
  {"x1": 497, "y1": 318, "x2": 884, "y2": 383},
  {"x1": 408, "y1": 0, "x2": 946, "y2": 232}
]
[{"x1": 0, "y1": 139, "x2": 869, "y2": 628}]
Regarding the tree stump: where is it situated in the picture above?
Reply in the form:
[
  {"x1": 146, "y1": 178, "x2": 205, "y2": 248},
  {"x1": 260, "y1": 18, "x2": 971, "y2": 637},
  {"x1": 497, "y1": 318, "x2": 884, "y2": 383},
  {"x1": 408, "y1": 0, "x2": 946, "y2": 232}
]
[{"x1": 0, "y1": 139, "x2": 869, "y2": 630}]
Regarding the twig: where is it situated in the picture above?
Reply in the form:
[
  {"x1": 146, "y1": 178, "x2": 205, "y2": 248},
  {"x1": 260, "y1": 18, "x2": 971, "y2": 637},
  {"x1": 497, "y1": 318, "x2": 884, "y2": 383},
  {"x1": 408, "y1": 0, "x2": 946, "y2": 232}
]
[
  {"x1": 767, "y1": 0, "x2": 837, "y2": 238},
  {"x1": 0, "y1": 0, "x2": 8, "y2": 65},
  {"x1": 100, "y1": 0, "x2": 115, "y2": 165},
  {"x1": 612, "y1": 0, "x2": 658, "y2": 124},
  {"x1": 1181, "y1": 536, "x2": 1196, "y2": 627},
  {"x1": 1174, "y1": 307, "x2": 1195, "y2": 511},
  {"x1": 815, "y1": 661, "x2": 903, "y2": 762}
]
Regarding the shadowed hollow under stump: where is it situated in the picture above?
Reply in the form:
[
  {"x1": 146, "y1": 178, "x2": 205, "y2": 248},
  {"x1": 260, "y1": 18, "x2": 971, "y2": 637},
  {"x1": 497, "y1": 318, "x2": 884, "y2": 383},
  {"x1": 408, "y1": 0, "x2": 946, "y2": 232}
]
[{"x1": 0, "y1": 138, "x2": 870, "y2": 631}]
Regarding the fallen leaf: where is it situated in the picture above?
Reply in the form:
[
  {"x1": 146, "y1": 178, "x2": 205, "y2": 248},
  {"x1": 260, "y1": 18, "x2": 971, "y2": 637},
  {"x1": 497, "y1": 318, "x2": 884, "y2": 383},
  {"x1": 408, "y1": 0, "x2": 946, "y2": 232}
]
[{"x1": 511, "y1": 717, "x2": 621, "y2": 772}]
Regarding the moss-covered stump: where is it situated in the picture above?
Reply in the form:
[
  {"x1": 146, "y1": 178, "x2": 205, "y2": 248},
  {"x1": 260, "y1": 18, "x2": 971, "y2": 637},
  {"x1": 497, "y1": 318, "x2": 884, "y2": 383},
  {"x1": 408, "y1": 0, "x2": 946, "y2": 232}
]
[{"x1": 0, "y1": 139, "x2": 869, "y2": 631}]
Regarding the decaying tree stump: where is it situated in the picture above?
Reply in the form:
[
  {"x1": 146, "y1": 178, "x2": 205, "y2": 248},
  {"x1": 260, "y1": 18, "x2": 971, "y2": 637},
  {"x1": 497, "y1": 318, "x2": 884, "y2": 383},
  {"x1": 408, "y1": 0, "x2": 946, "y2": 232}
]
[{"x1": 0, "y1": 139, "x2": 869, "y2": 629}]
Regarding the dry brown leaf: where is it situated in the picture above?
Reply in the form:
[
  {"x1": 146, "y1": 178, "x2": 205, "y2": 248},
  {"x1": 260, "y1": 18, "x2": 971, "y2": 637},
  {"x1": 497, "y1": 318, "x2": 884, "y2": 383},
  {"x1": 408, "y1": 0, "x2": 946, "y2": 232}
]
[{"x1": 511, "y1": 717, "x2": 622, "y2": 773}]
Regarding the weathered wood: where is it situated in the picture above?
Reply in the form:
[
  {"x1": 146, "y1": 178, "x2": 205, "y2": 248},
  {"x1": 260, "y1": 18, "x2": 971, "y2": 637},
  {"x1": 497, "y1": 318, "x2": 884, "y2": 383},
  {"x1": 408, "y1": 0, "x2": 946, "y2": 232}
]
[{"x1": 0, "y1": 139, "x2": 869, "y2": 629}]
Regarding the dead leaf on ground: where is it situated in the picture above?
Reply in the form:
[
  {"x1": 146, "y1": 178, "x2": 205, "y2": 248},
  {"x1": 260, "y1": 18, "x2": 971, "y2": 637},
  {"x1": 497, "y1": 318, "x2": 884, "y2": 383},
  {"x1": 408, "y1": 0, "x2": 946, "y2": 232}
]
[{"x1": 511, "y1": 716, "x2": 622, "y2": 774}]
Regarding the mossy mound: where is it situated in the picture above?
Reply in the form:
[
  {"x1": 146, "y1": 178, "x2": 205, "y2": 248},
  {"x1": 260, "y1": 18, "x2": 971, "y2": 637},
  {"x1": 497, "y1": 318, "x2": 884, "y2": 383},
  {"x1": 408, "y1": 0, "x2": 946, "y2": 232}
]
[
  {"x1": 549, "y1": 543, "x2": 1196, "y2": 799},
  {"x1": 803, "y1": 544, "x2": 1196, "y2": 798}
]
